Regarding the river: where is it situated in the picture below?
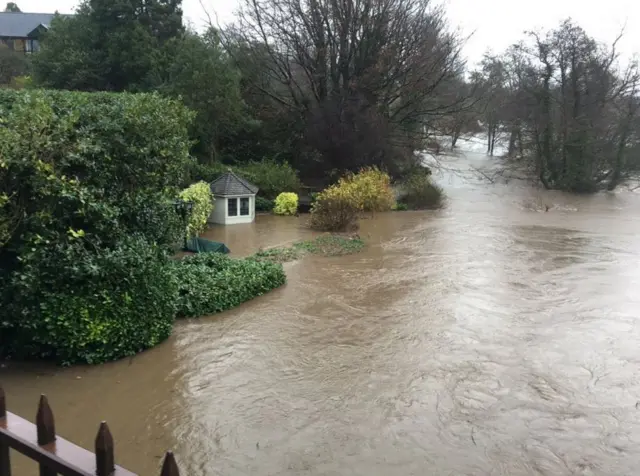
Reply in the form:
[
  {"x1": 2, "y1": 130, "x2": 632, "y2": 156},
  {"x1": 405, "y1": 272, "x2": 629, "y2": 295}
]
[{"x1": 3, "y1": 141, "x2": 640, "y2": 475}]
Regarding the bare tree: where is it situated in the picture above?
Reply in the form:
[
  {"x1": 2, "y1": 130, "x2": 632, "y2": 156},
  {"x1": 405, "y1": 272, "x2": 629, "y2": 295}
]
[
  {"x1": 225, "y1": 0, "x2": 465, "y2": 177},
  {"x1": 475, "y1": 19, "x2": 640, "y2": 191}
]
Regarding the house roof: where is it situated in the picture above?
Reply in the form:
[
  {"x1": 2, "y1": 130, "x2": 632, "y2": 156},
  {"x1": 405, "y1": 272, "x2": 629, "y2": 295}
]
[
  {"x1": 210, "y1": 171, "x2": 259, "y2": 196},
  {"x1": 0, "y1": 12, "x2": 57, "y2": 38}
]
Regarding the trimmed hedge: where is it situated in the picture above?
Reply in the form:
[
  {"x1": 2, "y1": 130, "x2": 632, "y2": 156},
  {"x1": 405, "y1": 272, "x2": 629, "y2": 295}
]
[
  {"x1": 1, "y1": 237, "x2": 178, "y2": 365},
  {"x1": 172, "y1": 253, "x2": 286, "y2": 318}
]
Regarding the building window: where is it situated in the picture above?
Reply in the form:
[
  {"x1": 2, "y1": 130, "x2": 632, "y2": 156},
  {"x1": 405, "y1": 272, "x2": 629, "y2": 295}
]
[
  {"x1": 227, "y1": 198, "x2": 238, "y2": 217},
  {"x1": 240, "y1": 197, "x2": 250, "y2": 216},
  {"x1": 25, "y1": 39, "x2": 39, "y2": 53}
]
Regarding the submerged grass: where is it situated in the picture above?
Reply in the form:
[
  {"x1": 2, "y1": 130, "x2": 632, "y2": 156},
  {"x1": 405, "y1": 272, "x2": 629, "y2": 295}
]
[{"x1": 253, "y1": 235, "x2": 365, "y2": 263}]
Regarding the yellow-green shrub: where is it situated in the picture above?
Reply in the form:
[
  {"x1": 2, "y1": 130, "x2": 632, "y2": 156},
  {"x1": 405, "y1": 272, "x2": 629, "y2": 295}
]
[
  {"x1": 273, "y1": 192, "x2": 299, "y2": 216},
  {"x1": 341, "y1": 167, "x2": 396, "y2": 212},
  {"x1": 309, "y1": 183, "x2": 360, "y2": 231},
  {"x1": 179, "y1": 181, "x2": 213, "y2": 236}
]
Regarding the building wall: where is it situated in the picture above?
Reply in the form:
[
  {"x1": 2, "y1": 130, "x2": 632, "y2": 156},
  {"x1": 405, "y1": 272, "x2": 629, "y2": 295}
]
[
  {"x1": 208, "y1": 197, "x2": 226, "y2": 224},
  {"x1": 208, "y1": 195, "x2": 255, "y2": 225}
]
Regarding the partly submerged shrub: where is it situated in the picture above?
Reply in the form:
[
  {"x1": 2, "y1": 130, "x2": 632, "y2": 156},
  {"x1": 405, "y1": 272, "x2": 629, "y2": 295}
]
[
  {"x1": 344, "y1": 167, "x2": 395, "y2": 212},
  {"x1": 273, "y1": 192, "x2": 299, "y2": 216},
  {"x1": 1, "y1": 237, "x2": 178, "y2": 365},
  {"x1": 171, "y1": 252, "x2": 286, "y2": 318},
  {"x1": 180, "y1": 181, "x2": 214, "y2": 236},
  {"x1": 309, "y1": 167, "x2": 394, "y2": 231},
  {"x1": 398, "y1": 171, "x2": 444, "y2": 210},
  {"x1": 309, "y1": 183, "x2": 360, "y2": 232}
]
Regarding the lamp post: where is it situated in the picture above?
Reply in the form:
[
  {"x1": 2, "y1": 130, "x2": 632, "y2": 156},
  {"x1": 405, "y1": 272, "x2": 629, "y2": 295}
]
[{"x1": 174, "y1": 199, "x2": 194, "y2": 250}]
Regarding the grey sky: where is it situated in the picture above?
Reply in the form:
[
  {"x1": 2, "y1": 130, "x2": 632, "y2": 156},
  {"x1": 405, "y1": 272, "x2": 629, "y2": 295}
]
[{"x1": 13, "y1": 0, "x2": 640, "y2": 67}]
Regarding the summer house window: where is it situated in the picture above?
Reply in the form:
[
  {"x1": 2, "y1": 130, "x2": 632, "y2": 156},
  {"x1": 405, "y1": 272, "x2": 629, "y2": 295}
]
[
  {"x1": 240, "y1": 197, "x2": 250, "y2": 216},
  {"x1": 227, "y1": 198, "x2": 238, "y2": 216}
]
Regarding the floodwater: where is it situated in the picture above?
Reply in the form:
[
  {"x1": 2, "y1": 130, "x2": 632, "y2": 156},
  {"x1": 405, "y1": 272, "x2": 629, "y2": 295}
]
[{"x1": 3, "y1": 140, "x2": 640, "y2": 475}]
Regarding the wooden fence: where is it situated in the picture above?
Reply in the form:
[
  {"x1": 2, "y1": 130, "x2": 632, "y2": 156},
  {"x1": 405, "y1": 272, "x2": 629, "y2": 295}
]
[{"x1": 0, "y1": 386, "x2": 179, "y2": 476}]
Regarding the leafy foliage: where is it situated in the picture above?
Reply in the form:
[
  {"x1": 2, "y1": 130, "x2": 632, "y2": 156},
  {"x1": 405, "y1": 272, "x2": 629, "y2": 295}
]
[
  {"x1": 255, "y1": 196, "x2": 274, "y2": 212},
  {"x1": 309, "y1": 168, "x2": 395, "y2": 231},
  {"x1": 179, "y1": 181, "x2": 214, "y2": 237},
  {"x1": 1, "y1": 236, "x2": 178, "y2": 365},
  {"x1": 341, "y1": 167, "x2": 395, "y2": 212},
  {"x1": 309, "y1": 184, "x2": 360, "y2": 232},
  {"x1": 188, "y1": 159, "x2": 301, "y2": 200},
  {"x1": 234, "y1": 160, "x2": 301, "y2": 199},
  {"x1": 0, "y1": 89, "x2": 193, "y2": 364},
  {"x1": 33, "y1": 0, "x2": 183, "y2": 91},
  {"x1": 253, "y1": 235, "x2": 365, "y2": 263},
  {"x1": 171, "y1": 252, "x2": 286, "y2": 318},
  {"x1": 157, "y1": 30, "x2": 250, "y2": 161},
  {"x1": 273, "y1": 192, "x2": 298, "y2": 215},
  {"x1": 398, "y1": 170, "x2": 444, "y2": 209},
  {"x1": 295, "y1": 235, "x2": 364, "y2": 256},
  {"x1": 0, "y1": 44, "x2": 30, "y2": 86}
]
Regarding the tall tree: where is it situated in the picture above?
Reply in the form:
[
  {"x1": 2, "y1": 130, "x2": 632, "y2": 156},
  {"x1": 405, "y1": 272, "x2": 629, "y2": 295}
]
[
  {"x1": 227, "y1": 0, "x2": 464, "y2": 178},
  {"x1": 33, "y1": 0, "x2": 184, "y2": 91},
  {"x1": 4, "y1": 3, "x2": 20, "y2": 12}
]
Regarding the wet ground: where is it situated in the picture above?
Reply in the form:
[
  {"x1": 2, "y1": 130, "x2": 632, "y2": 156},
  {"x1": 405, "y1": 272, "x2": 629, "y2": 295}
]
[{"x1": 3, "y1": 141, "x2": 640, "y2": 475}]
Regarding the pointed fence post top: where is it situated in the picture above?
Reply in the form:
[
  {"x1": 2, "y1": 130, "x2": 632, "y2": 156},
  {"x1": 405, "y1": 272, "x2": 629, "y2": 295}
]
[
  {"x1": 36, "y1": 394, "x2": 56, "y2": 446},
  {"x1": 95, "y1": 421, "x2": 115, "y2": 476},
  {"x1": 0, "y1": 386, "x2": 6, "y2": 419},
  {"x1": 160, "y1": 451, "x2": 180, "y2": 476}
]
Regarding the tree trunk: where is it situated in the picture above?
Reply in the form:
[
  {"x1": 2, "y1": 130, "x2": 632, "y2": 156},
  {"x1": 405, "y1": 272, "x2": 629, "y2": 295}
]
[{"x1": 508, "y1": 127, "x2": 518, "y2": 157}]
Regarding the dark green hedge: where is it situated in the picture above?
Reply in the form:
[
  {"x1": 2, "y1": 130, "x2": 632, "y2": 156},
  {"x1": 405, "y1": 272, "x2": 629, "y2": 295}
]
[
  {"x1": 171, "y1": 253, "x2": 286, "y2": 318},
  {"x1": 0, "y1": 89, "x2": 193, "y2": 364},
  {"x1": 1, "y1": 237, "x2": 178, "y2": 365}
]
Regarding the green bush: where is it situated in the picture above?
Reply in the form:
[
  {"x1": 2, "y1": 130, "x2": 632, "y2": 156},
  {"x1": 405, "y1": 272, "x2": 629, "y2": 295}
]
[
  {"x1": 188, "y1": 160, "x2": 301, "y2": 201},
  {"x1": 1, "y1": 237, "x2": 177, "y2": 365},
  {"x1": 255, "y1": 196, "x2": 274, "y2": 212},
  {"x1": 171, "y1": 253, "x2": 286, "y2": 318},
  {"x1": 180, "y1": 181, "x2": 214, "y2": 236},
  {"x1": 235, "y1": 160, "x2": 302, "y2": 199},
  {"x1": 189, "y1": 162, "x2": 229, "y2": 184},
  {"x1": 398, "y1": 170, "x2": 445, "y2": 210},
  {"x1": 0, "y1": 89, "x2": 194, "y2": 364},
  {"x1": 0, "y1": 89, "x2": 194, "y2": 255},
  {"x1": 273, "y1": 192, "x2": 299, "y2": 215}
]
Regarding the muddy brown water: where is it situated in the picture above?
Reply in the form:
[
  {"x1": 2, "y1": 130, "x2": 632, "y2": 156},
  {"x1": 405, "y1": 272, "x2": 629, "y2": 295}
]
[{"x1": 3, "y1": 145, "x2": 640, "y2": 475}]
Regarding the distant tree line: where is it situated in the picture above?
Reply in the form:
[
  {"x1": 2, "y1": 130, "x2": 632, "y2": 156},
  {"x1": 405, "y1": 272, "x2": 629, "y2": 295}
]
[
  {"x1": 3, "y1": 0, "x2": 638, "y2": 191},
  {"x1": 472, "y1": 20, "x2": 640, "y2": 192}
]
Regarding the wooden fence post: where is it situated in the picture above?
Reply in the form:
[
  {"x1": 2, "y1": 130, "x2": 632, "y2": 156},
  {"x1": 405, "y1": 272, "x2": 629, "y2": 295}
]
[
  {"x1": 159, "y1": 451, "x2": 180, "y2": 476},
  {"x1": 95, "y1": 422, "x2": 115, "y2": 476},
  {"x1": 0, "y1": 387, "x2": 11, "y2": 476},
  {"x1": 36, "y1": 395, "x2": 56, "y2": 476}
]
